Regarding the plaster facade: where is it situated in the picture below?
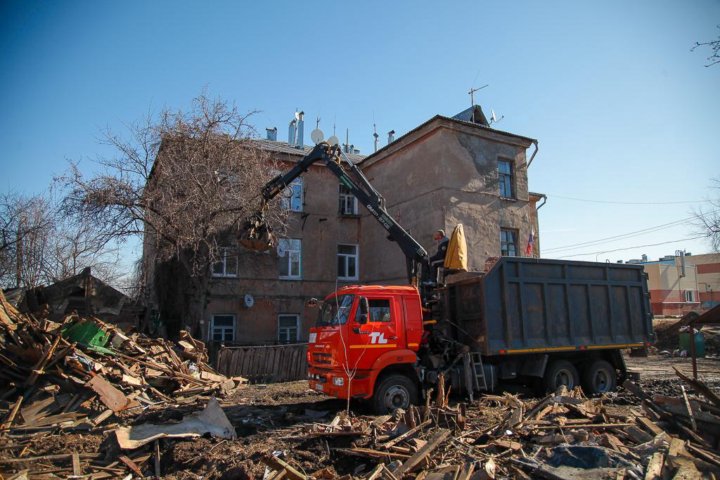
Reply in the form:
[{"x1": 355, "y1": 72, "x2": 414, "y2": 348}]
[{"x1": 143, "y1": 108, "x2": 541, "y2": 344}]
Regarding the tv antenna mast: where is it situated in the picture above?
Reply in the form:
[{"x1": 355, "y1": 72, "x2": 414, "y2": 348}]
[{"x1": 468, "y1": 84, "x2": 488, "y2": 107}]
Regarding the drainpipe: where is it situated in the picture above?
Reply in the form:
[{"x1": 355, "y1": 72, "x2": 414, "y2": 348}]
[
  {"x1": 527, "y1": 140, "x2": 539, "y2": 168},
  {"x1": 535, "y1": 193, "x2": 547, "y2": 210}
]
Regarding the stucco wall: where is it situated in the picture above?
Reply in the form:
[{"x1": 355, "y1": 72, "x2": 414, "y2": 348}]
[{"x1": 360, "y1": 121, "x2": 536, "y2": 283}]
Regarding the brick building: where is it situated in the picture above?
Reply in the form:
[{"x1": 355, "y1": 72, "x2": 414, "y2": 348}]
[{"x1": 143, "y1": 106, "x2": 542, "y2": 344}]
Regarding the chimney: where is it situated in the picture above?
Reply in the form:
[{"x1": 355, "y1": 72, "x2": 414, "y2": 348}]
[
  {"x1": 266, "y1": 127, "x2": 277, "y2": 141},
  {"x1": 288, "y1": 118, "x2": 297, "y2": 145},
  {"x1": 388, "y1": 130, "x2": 395, "y2": 144},
  {"x1": 296, "y1": 111, "x2": 304, "y2": 148},
  {"x1": 641, "y1": 254, "x2": 648, "y2": 263}
]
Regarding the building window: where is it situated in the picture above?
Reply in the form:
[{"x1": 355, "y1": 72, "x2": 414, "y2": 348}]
[
  {"x1": 278, "y1": 314, "x2": 299, "y2": 343},
  {"x1": 211, "y1": 315, "x2": 235, "y2": 342},
  {"x1": 280, "y1": 178, "x2": 303, "y2": 212},
  {"x1": 498, "y1": 160, "x2": 514, "y2": 198},
  {"x1": 339, "y1": 185, "x2": 358, "y2": 215},
  {"x1": 278, "y1": 238, "x2": 302, "y2": 279},
  {"x1": 212, "y1": 247, "x2": 238, "y2": 277},
  {"x1": 685, "y1": 290, "x2": 696, "y2": 302},
  {"x1": 337, "y1": 244, "x2": 359, "y2": 280},
  {"x1": 500, "y1": 229, "x2": 518, "y2": 257}
]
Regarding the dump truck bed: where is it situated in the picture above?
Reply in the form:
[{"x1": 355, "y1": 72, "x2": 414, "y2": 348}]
[{"x1": 450, "y1": 257, "x2": 654, "y2": 356}]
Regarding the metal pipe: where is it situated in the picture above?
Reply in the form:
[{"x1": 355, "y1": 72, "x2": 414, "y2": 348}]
[{"x1": 527, "y1": 140, "x2": 539, "y2": 168}]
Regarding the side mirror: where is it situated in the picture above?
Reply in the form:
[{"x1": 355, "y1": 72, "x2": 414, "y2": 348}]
[{"x1": 358, "y1": 314, "x2": 368, "y2": 324}]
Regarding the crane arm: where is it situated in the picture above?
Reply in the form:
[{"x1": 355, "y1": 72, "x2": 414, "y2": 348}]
[{"x1": 243, "y1": 142, "x2": 429, "y2": 285}]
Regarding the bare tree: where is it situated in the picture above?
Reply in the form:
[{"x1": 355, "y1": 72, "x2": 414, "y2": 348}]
[
  {"x1": 695, "y1": 178, "x2": 720, "y2": 253},
  {"x1": 0, "y1": 192, "x2": 123, "y2": 289},
  {"x1": 0, "y1": 193, "x2": 53, "y2": 288},
  {"x1": 61, "y1": 94, "x2": 285, "y2": 336},
  {"x1": 692, "y1": 25, "x2": 720, "y2": 67}
]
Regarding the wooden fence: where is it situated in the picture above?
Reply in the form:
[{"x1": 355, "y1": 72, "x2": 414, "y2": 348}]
[{"x1": 215, "y1": 343, "x2": 308, "y2": 383}]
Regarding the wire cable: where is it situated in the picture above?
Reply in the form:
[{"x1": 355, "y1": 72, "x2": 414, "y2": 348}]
[
  {"x1": 550, "y1": 194, "x2": 704, "y2": 205},
  {"x1": 555, "y1": 235, "x2": 707, "y2": 259},
  {"x1": 542, "y1": 210, "x2": 719, "y2": 253}
]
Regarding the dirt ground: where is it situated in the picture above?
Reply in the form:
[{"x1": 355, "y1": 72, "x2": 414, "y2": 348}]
[{"x1": 3, "y1": 353, "x2": 720, "y2": 479}]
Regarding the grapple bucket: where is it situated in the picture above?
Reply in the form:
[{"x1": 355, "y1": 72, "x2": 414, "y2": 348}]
[{"x1": 239, "y1": 214, "x2": 276, "y2": 251}]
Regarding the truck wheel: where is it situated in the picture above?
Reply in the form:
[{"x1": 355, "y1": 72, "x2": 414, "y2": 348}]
[
  {"x1": 582, "y1": 360, "x2": 617, "y2": 395},
  {"x1": 543, "y1": 360, "x2": 579, "y2": 392},
  {"x1": 372, "y1": 374, "x2": 418, "y2": 414}
]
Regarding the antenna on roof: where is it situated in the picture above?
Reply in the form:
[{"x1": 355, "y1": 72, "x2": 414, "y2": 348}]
[
  {"x1": 468, "y1": 84, "x2": 488, "y2": 107},
  {"x1": 316, "y1": 116, "x2": 321, "y2": 129},
  {"x1": 373, "y1": 123, "x2": 379, "y2": 152},
  {"x1": 490, "y1": 108, "x2": 504, "y2": 126}
]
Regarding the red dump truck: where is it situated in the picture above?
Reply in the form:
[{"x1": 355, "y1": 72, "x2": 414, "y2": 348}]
[
  {"x1": 241, "y1": 143, "x2": 654, "y2": 413},
  {"x1": 307, "y1": 257, "x2": 654, "y2": 413}
]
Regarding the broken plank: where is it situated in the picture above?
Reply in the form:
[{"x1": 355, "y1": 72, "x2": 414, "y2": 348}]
[
  {"x1": 636, "y1": 416, "x2": 665, "y2": 437},
  {"x1": 380, "y1": 419, "x2": 432, "y2": 449},
  {"x1": 85, "y1": 375, "x2": 130, "y2": 412},
  {"x1": 336, "y1": 447, "x2": 410, "y2": 460},
  {"x1": 644, "y1": 452, "x2": 664, "y2": 480},
  {"x1": 261, "y1": 454, "x2": 307, "y2": 480},
  {"x1": 118, "y1": 455, "x2": 144, "y2": 477},
  {"x1": 392, "y1": 429, "x2": 451, "y2": 476}
]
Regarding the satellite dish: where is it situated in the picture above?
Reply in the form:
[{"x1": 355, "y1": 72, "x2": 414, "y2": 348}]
[
  {"x1": 277, "y1": 243, "x2": 287, "y2": 257},
  {"x1": 244, "y1": 294, "x2": 255, "y2": 308},
  {"x1": 328, "y1": 135, "x2": 340, "y2": 146},
  {"x1": 310, "y1": 128, "x2": 324, "y2": 144}
]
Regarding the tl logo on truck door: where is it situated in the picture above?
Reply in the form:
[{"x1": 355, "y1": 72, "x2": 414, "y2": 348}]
[{"x1": 369, "y1": 332, "x2": 388, "y2": 344}]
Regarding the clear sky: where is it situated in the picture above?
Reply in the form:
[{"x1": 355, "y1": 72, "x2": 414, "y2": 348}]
[{"x1": 1, "y1": 1, "x2": 719, "y2": 275}]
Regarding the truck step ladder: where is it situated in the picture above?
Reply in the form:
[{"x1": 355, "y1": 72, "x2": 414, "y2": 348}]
[{"x1": 471, "y1": 352, "x2": 488, "y2": 392}]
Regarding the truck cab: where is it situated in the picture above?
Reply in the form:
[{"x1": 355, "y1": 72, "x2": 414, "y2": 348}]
[{"x1": 307, "y1": 285, "x2": 424, "y2": 412}]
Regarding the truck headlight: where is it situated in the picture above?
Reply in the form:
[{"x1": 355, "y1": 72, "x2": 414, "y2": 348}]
[{"x1": 332, "y1": 377, "x2": 344, "y2": 386}]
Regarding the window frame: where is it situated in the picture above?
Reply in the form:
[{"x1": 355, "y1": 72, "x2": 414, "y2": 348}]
[
  {"x1": 684, "y1": 290, "x2": 696, "y2": 303},
  {"x1": 500, "y1": 228, "x2": 519, "y2": 257},
  {"x1": 339, "y1": 184, "x2": 359, "y2": 216},
  {"x1": 280, "y1": 178, "x2": 304, "y2": 212},
  {"x1": 278, "y1": 238, "x2": 302, "y2": 280},
  {"x1": 278, "y1": 314, "x2": 300, "y2": 344},
  {"x1": 337, "y1": 243, "x2": 359, "y2": 281},
  {"x1": 212, "y1": 247, "x2": 238, "y2": 278},
  {"x1": 498, "y1": 159, "x2": 515, "y2": 199},
  {"x1": 210, "y1": 314, "x2": 236, "y2": 343}
]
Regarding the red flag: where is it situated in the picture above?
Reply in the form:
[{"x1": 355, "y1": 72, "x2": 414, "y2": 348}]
[{"x1": 525, "y1": 228, "x2": 535, "y2": 256}]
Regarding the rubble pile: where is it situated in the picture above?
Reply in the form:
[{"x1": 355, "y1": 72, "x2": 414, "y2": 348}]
[
  {"x1": 2, "y1": 286, "x2": 720, "y2": 478},
  {"x1": 0, "y1": 290, "x2": 245, "y2": 478},
  {"x1": 252, "y1": 376, "x2": 720, "y2": 479}
]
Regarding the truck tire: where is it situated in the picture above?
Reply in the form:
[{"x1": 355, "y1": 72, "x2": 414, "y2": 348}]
[
  {"x1": 582, "y1": 360, "x2": 617, "y2": 395},
  {"x1": 543, "y1": 360, "x2": 579, "y2": 392},
  {"x1": 372, "y1": 374, "x2": 418, "y2": 414}
]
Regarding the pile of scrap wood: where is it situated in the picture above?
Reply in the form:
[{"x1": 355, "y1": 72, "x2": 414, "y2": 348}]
[
  {"x1": 261, "y1": 376, "x2": 720, "y2": 479},
  {"x1": 0, "y1": 289, "x2": 244, "y2": 434}
]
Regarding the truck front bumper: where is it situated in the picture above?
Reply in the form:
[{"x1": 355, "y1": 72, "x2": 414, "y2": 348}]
[{"x1": 308, "y1": 370, "x2": 373, "y2": 399}]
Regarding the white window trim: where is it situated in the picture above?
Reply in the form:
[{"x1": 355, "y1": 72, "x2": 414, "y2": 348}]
[
  {"x1": 278, "y1": 314, "x2": 300, "y2": 344},
  {"x1": 210, "y1": 314, "x2": 236, "y2": 343},
  {"x1": 278, "y1": 238, "x2": 302, "y2": 280},
  {"x1": 212, "y1": 247, "x2": 238, "y2": 278},
  {"x1": 684, "y1": 290, "x2": 696, "y2": 303},
  {"x1": 281, "y1": 178, "x2": 304, "y2": 212},
  {"x1": 337, "y1": 243, "x2": 359, "y2": 281},
  {"x1": 339, "y1": 185, "x2": 359, "y2": 216}
]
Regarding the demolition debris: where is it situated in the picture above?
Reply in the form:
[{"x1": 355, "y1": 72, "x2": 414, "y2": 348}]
[{"x1": 2, "y1": 290, "x2": 720, "y2": 478}]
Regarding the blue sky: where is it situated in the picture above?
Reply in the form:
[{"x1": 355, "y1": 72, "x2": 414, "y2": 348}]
[{"x1": 1, "y1": 1, "x2": 719, "y2": 276}]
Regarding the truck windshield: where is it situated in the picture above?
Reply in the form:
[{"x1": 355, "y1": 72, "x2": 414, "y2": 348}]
[{"x1": 317, "y1": 294, "x2": 354, "y2": 326}]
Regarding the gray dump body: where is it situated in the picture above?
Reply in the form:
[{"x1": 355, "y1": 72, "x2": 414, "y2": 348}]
[{"x1": 450, "y1": 257, "x2": 654, "y2": 356}]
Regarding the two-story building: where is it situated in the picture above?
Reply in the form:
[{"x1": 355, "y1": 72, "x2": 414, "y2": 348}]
[{"x1": 144, "y1": 105, "x2": 542, "y2": 344}]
